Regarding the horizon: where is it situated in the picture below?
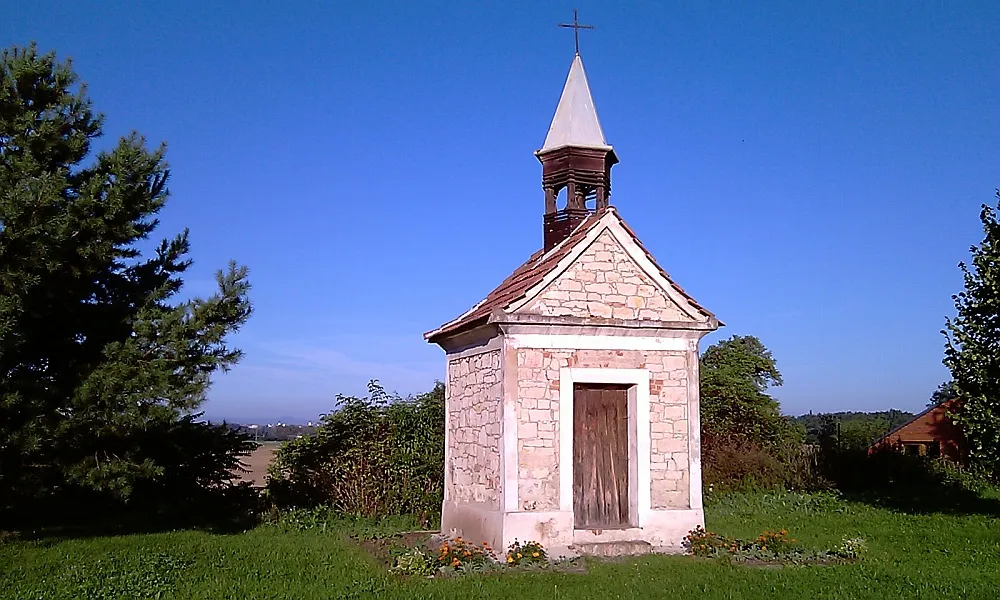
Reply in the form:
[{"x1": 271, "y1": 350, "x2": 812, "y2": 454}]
[{"x1": 7, "y1": 2, "x2": 998, "y2": 423}]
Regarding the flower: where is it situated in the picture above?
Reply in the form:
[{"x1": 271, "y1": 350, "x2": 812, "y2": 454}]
[
  {"x1": 507, "y1": 557, "x2": 514, "y2": 563},
  {"x1": 532, "y1": 552, "x2": 540, "y2": 558}
]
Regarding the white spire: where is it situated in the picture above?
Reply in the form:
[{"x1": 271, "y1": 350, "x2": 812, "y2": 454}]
[{"x1": 540, "y1": 54, "x2": 610, "y2": 152}]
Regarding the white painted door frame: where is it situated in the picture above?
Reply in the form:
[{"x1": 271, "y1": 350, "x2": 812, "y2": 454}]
[{"x1": 558, "y1": 367, "x2": 651, "y2": 528}]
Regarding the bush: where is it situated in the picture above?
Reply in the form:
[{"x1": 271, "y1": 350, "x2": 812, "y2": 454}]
[
  {"x1": 702, "y1": 437, "x2": 829, "y2": 492},
  {"x1": 390, "y1": 548, "x2": 435, "y2": 576},
  {"x1": 835, "y1": 536, "x2": 868, "y2": 559},
  {"x1": 267, "y1": 381, "x2": 444, "y2": 520},
  {"x1": 811, "y1": 437, "x2": 998, "y2": 514}
]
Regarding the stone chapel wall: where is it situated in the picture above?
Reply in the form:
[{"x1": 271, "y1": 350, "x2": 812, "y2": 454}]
[
  {"x1": 516, "y1": 348, "x2": 692, "y2": 512},
  {"x1": 519, "y1": 231, "x2": 694, "y2": 322},
  {"x1": 446, "y1": 350, "x2": 503, "y2": 509}
]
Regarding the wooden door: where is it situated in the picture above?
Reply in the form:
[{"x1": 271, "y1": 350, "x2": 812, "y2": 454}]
[{"x1": 573, "y1": 383, "x2": 630, "y2": 529}]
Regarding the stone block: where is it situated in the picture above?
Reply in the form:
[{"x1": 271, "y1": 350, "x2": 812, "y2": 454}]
[
  {"x1": 586, "y1": 302, "x2": 613, "y2": 318},
  {"x1": 527, "y1": 409, "x2": 550, "y2": 422},
  {"x1": 616, "y1": 282, "x2": 638, "y2": 296},
  {"x1": 612, "y1": 306, "x2": 634, "y2": 320}
]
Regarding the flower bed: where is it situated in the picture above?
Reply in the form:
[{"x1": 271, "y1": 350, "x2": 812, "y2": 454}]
[
  {"x1": 380, "y1": 536, "x2": 569, "y2": 577},
  {"x1": 682, "y1": 526, "x2": 867, "y2": 565}
]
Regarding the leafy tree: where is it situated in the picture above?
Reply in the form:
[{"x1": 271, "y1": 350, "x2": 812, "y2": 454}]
[
  {"x1": 699, "y1": 335, "x2": 793, "y2": 448},
  {"x1": 943, "y1": 189, "x2": 1000, "y2": 474},
  {"x1": 0, "y1": 44, "x2": 253, "y2": 516},
  {"x1": 929, "y1": 380, "x2": 957, "y2": 407}
]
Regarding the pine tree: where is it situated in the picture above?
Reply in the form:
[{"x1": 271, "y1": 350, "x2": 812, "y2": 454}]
[
  {"x1": 944, "y1": 189, "x2": 1000, "y2": 473},
  {"x1": 0, "y1": 44, "x2": 253, "y2": 513}
]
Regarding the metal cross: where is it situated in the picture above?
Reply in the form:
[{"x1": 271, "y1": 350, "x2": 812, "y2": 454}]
[{"x1": 558, "y1": 9, "x2": 595, "y2": 55}]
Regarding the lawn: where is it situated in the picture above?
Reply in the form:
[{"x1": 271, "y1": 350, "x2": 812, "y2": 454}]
[{"x1": 3, "y1": 490, "x2": 1000, "y2": 599}]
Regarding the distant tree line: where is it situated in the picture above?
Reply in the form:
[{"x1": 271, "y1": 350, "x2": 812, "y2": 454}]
[
  {"x1": 228, "y1": 424, "x2": 317, "y2": 442},
  {"x1": 791, "y1": 410, "x2": 915, "y2": 445}
]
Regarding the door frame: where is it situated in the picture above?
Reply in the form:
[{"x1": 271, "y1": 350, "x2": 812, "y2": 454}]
[{"x1": 559, "y1": 367, "x2": 650, "y2": 529}]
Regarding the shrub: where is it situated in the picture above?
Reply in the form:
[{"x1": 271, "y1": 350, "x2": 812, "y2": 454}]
[
  {"x1": 702, "y1": 437, "x2": 829, "y2": 492},
  {"x1": 390, "y1": 548, "x2": 435, "y2": 576},
  {"x1": 506, "y1": 539, "x2": 547, "y2": 566},
  {"x1": 267, "y1": 381, "x2": 444, "y2": 519},
  {"x1": 835, "y1": 536, "x2": 868, "y2": 559},
  {"x1": 816, "y1": 439, "x2": 991, "y2": 503}
]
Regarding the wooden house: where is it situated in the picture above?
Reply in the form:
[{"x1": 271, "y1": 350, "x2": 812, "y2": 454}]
[{"x1": 869, "y1": 399, "x2": 966, "y2": 463}]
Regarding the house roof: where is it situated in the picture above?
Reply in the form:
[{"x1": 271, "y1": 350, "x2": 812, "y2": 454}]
[
  {"x1": 540, "y1": 54, "x2": 611, "y2": 152},
  {"x1": 870, "y1": 398, "x2": 961, "y2": 447},
  {"x1": 424, "y1": 206, "x2": 719, "y2": 343}
]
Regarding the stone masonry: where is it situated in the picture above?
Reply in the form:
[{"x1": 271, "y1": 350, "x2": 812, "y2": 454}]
[
  {"x1": 522, "y1": 231, "x2": 692, "y2": 322},
  {"x1": 516, "y1": 348, "x2": 692, "y2": 512},
  {"x1": 429, "y1": 51, "x2": 719, "y2": 556},
  {"x1": 446, "y1": 350, "x2": 503, "y2": 509}
]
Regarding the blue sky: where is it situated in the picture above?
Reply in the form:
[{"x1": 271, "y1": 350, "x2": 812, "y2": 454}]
[{"x1": 6, "y1": 2, "x2": 998, "y2": 422}]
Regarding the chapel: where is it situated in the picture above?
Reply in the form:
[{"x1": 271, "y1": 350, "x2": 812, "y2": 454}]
[{"x1": 425, "y1": 50, "x2": 721, "y2": 555}]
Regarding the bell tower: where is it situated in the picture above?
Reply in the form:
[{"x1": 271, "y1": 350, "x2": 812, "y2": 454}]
[{"x1": 536, "y1": 53, "x2": 618, "y2": 251}]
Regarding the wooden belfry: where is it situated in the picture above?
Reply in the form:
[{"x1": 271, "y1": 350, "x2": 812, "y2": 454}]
[
  {"x1": 425, "y1": 11, "x2": 720, "y2": 557},
  {"x1": 537, "y1": 12, "x2": 619, "y2": 251}
]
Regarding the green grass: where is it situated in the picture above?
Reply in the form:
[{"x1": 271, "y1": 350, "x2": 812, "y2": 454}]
[{"x1": 4, "y1": 490, "x2": 1000, "y2": 599}]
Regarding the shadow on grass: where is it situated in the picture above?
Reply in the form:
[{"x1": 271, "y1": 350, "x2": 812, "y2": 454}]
[
  {"x1": 826, "y1": 447, "x2": 1000, "y2": 517},
  {"x1": 1, "y1": 485, "x2": 263, "y2": 543},
  {"x1": 844, "y1": 485, "x2": 1000, "y2": 517}
]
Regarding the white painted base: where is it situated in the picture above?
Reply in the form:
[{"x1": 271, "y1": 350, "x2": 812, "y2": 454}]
[
  {"x1": 440, "y1": 501, "x2": 505, "y2": 551},
  {"x1": 441, "y1": 501, "x2": 704, "y2": 558}
]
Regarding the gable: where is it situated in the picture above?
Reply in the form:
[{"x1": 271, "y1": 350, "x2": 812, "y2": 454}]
[
  {"x1": 515, "y1": 230, "x2": 700, "y2": 322},
  {"x1": 425, "y1": 207, "x2": 718, "y2": 344}
]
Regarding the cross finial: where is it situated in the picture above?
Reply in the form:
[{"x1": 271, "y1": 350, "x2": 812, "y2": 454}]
[{"x1": 558, "y1": 9, "x2": 594, "y2": 56}]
